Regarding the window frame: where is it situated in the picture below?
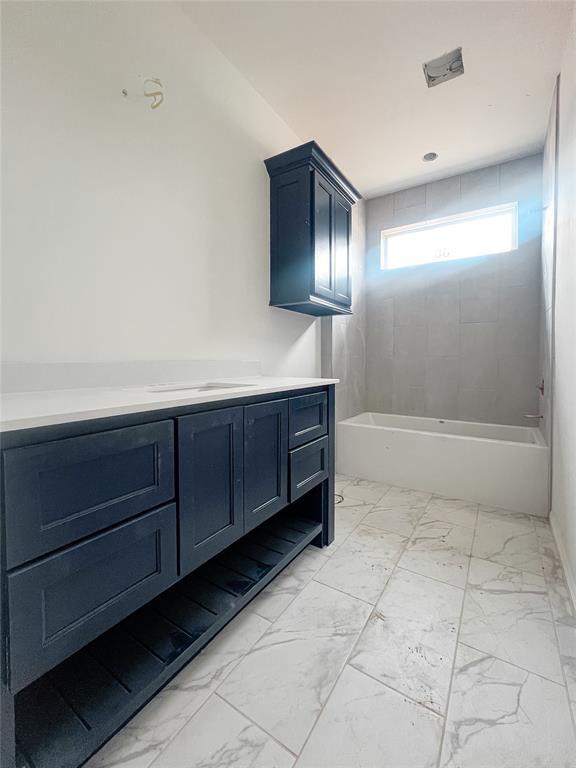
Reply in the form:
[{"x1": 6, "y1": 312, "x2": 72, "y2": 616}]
[{"x1": 379, "y1": 201, "x2": 519, "y2": 270}]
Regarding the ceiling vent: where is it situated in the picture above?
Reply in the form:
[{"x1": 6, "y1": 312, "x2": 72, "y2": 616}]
[{"x1": 423, "y1": 47, "x2": 464, "y2": 88}]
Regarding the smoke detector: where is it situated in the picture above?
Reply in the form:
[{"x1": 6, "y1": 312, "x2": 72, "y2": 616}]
[{"x1": 423, "y1": 48, "x2": 464, "y2": 88}]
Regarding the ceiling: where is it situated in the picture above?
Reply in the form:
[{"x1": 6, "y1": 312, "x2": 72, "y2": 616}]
[{"x1": 183, "y1": 0, "x2": 571, "y2": 198}]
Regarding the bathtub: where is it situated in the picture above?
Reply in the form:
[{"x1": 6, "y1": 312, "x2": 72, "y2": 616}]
[{"x1": 337, "y1": 412, "x2": 549, "y2": 517}]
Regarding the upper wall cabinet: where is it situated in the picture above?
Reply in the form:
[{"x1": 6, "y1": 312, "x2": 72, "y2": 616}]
[{"x1": 265, "y1": 141, "x2": 361, "y2": 316}]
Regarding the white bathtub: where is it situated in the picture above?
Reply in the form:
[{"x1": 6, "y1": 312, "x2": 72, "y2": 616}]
[{"x1": 337, "y1": 412, "x2": 549, "y2": 517}]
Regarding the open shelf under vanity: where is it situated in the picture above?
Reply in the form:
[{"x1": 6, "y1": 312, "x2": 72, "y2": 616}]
[{"x1": 16, "y1": 509, "x2": 322, "y2": 768}]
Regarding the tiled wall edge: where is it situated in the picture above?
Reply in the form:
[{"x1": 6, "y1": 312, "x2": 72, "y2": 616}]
[{"x1": 550, "y1": 512, "x2": 576, "y2": 612}]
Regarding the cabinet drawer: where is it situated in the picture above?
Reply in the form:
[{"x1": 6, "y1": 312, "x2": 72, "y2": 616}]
[
  {"x1": 8, "y1": 504, "x2": 177, "y2": 693},
  {"x1": 289, "y1": 436, "x2": 329, "y2": 501},
  {"x1": 3, "y1": 421, "x2": 174, "y2": 568},
  {"x1": 289, "y1": 392, "x2": 328, "y2": 448}
]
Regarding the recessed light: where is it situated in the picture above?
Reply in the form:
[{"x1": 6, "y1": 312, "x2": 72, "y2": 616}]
[{"x1": 423, "y1": 152, "x2": 438, "y2": 162}]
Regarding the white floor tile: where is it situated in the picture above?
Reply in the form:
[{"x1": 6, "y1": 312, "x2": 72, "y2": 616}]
[
  {"x1": 351, "y1": 568, "x2": 463, "y2": 713},
  {"x1": 362, "y1": 487, "x2": 431, "y2": 537},
  {"x1": 314, "y1": 525, "x2": 406, "y2": 603},
  {"x1": 341, "y1": 478, "x2": 391, "y2": 504},
  {"x1": 217, "y1": 581, "x2": 371, "y2": 753},
  {"x1": 473, "y1": 509, "x2": 542, "y2": 575},
  {"x1": 152, "y1": 695, "x2": 295, "y2": 768},
  {"x1": 296, "y1": 666, "x2": 443, "y2": 768},
  {"x1": 421, "y1": 496, "x2": 479, "y2": 529},
  {"x1": 440, "y1": 644, "x2": 576, "y2": 768},
  {"x1": 461, "y1": 557, "x2": 564, "y2": 683},
  {"x1": 398, "y1": 518, "x2": 474, "y2": 588}
]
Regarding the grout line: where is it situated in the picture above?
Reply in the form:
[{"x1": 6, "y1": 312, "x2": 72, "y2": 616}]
[
  {"x1": 394, "y1": 564, "x2": 465, "y2": 590},
  {"x1": 290, "y1": 517, "x2": 413, "y2": 761},
  {"x1": 310, "y1": 577, "x2": 378, "y2": 608},
  {"x1": 214, "y1": 692, "x2": 299, "y2": 759},
  {"x1": 458, "y1": 641, "x2": 570, "y2": 689},
  {"x1": 346, "y1": 662, "x2": 445, "y2": 719},
  {"x1": 434, "y1": 501, "x2": 478, "y2": 768}
]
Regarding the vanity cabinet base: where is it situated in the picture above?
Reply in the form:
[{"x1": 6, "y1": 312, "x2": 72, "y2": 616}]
[{"x1": 14, "y1": 507, "x2": 323, "y2": 768}]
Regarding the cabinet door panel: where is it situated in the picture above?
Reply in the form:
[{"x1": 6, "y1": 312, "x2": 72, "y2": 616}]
[
  {"x1": 334, "y1": 192, "x2": 352, "y2": 306},
  {"x1": 178, "y1": 408, "x2": 243, "y2": 574},
  {"x1": 313, "y1": 171, "x2": 335, "y2": 300},
  {"x1": 244, "y1": 400, "x2": 288, "y2": 532}
]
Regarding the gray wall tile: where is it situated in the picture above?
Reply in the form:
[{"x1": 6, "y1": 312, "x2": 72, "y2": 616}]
[{"x1": 365, "y1": 155, "x2": 542, "y2": 426}]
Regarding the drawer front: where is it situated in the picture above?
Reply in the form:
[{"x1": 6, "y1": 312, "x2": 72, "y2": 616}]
[
  {"x1": 244, "y1": 400, "x2": 288, "y2": 533},
  {"x1": 8, "y1": 504, "x2": 177, "y2": 693},
  {"x1": 3, "y1": 421, "x2": 175, "y2": 568},
  {"x1": 289, "y1": 392, "x2": 328, "y2": 448},
  {"x1": 289, "y1": 436, "x2": 329, "y2": 501}
]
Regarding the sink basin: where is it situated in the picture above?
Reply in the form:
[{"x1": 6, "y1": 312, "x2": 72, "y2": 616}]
[{"x1": 146, "y1": 382, "x2": 256, "y2": 394}]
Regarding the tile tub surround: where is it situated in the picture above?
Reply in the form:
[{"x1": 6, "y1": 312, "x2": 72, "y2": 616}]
[
  {"x1": 365, "y1": 154, "x2": 543, "y2": 428},
  {"x1": 86, "y1": 476, "x2": 576, "y2": 768}
]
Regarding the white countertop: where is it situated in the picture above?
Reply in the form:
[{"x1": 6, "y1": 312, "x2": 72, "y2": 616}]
[{"x1": 0, "y1": 377, "x2": 338, "y2": 433}]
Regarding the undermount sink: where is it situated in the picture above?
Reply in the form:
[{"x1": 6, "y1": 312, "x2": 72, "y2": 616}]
[{"x1": 146, "y1": 382, "x2": 256, "y2": 394}]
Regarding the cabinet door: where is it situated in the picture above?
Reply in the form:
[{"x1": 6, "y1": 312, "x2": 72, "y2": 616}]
[
  {"x1": 313, "y1": 171, "x2": 335, "y2": 301},
  {"x1": 244, "y1": 400, "x2": 288, "y2": 533},
  {"x1": 333, "y1": 191, "x2": 352, "y2": 306},
  {"x1": 178, "y1": 408, "x2": 243, "y2": 575}
]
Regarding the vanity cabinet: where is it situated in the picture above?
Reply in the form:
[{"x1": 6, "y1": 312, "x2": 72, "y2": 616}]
[
  {"x1": 265, "y1": 141, "x2": 361, "y2": 316},
  {"x1": 0, "y1": 384, "x2": 335, "y2": 768}
]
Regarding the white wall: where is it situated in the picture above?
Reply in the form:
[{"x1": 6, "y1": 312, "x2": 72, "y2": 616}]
[
  {"x1": 551, "y1": 5, "x2": 576, "y2": 599},
  {"x1": 1, "y1": 2, "x2": 320, "y2": 377}
]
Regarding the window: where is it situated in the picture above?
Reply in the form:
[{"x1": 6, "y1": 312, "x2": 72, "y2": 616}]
[{"x1": 380, "y1": 202, "x2": 518, "y2": 270}]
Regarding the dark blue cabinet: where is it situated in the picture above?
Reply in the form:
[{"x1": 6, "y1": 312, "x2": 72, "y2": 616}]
[
  {"x1": 289, "y1": 392, "x2": 328, "y2": 448},
  {"x1": 8, "y1": 504, "x2": 177, "y2": 693},
  {"x1": 3, "y1": 422, "x2": 174, "y2": 569},
  {"x1": 244, "y1": 400, "x2": 288, "y2": 532},
  {"x1": 178, "y1": 408, "x2": 244, "y2": 575},
  {"x1": 265, "y1": 141, "x2": 360, "y2": 316},
  {"x1": 1, "y1": 386, "x2": 335, "y2": 768}
]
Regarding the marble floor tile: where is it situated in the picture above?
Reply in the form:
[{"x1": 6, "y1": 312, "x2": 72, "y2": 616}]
[
  {"x1": 535, "y1": 520, "x2": 575, "y2": 621},
  {"x1": 461, "y1": 557, "x2": 564, "y2": 683},
  {"x1": 440, "y1": 644, "x2": 576, "y2": 768},
  {"x1": 331, "y1": 503, "x2": 373, "y2": 549},
  {"x1": 472, "y1": 509, "x2": 543, "y2": 575},
  {"x1": 250, "y1": 547, "x2": 329, "y2": 622},
  {"x1": 335, "y1": 474, "x2": 354, "y2": 494},
  {"x1": 296, "y1": 665, "x2": 443, "y2": 768},
  {"x1": 421, "y1": 496, "x2": 479, "y2": 529},
  {"x1": 341, "y1": 478, "x2": 390, "y2": 504},
  {"x1": 152, "y1": 694, "x2": 295, "y2": 768},
  {"x1": 398, "y1": 518, "x2": 474, "y2": 588},
  {"x1": 350, "y1": 568, "x2": 463, "y2": 714},
  {"x1": 217, "y1": 580, "x2": 371, "y2": 753},
  {"x1": 314, "y1": 525, "x2": 407, "y2": 603},
  {"x1": 557, "y1": 616, "x2": 576, "y2": 716},
  {"x1": 85, "y1": 610, "x2": 270, "y2": 768},
  {"x1": 362, "y1": 487, "x2": 431, "y2": 537}
]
